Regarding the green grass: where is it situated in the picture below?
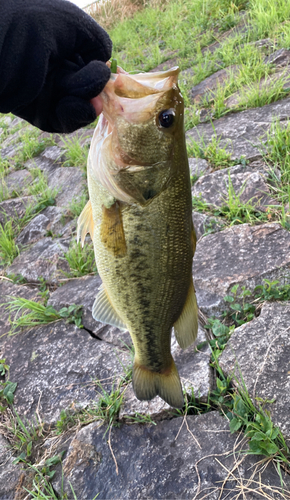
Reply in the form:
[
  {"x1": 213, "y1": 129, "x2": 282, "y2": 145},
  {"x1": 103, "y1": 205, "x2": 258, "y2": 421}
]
[
  {"x1": 66, "y1": 191, "x2": 88, "y2": 218},
  {"x1": 187, "y1": 135, "x2": 233, "y2": 169},
  {"x1": 2, "y1": 297, "x2": 83, "y2": 334},
  {"x1": 0, "y1": 220, "x2": 19, "y2": 266},
  {"x1": 62, "y1": 136, "x2": 90, "y2": 172},
  {"x1": 62, "y1": 240, "x2": 97, "y2": 278}
]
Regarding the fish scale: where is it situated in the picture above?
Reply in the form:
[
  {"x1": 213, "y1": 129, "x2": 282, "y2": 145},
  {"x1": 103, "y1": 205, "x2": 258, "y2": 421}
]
[{"x1": 78, "y1": 66, "x2": 198, "y2": 408}]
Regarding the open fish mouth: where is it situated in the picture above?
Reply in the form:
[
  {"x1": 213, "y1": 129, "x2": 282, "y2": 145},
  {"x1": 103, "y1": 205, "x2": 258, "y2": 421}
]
[{"x1": 88, "y1": 65, "x2": 185, "y2": 205}]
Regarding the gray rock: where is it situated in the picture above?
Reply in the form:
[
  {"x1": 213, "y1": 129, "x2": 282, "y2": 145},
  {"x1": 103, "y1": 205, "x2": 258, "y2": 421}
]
[
  {"x1": 16, "y1": 213, "x2": 51, "y2": 245},
  {"x1": 41, "y1": 145, "x2": 63, "y2": 162},
  {"x1": 25, "y1": 146, "x2": 63, "y2": 174},
  {"x1": 1, "y1": 169, "x2": 32, "y2": 199},
  {"x1": 264, "y1": 48, "x2": 290, "y2": 67},
  {"x1": 0, "y1": 434, "x2": 24, "y2": 500},
  {"x1": 0, "y1": 278, "x2": 39, "y2": 339},
  {"x1": 192, "y1": 211, "x2": 225, "y2": 240},
  {"x1": 53, "y1": 411, "x2": 290, "y2": 499},
  {"x1": 172, "y1": 325, "x2": 212, "y2": 400},
  {"x1": 0, "y1": 143, "x2": 22, "y2": 159},
  {"x1": 186, "y1": 96, "x2": 290, "y2": 161},
  {"x1": 47, "y1": 166, "x2": 86, "y2": 207},
  {"x1": 2, "y1": 321, "x2": 131, "y2": 424},
  {"x1": 192, "y1": 164, "x2": 275, "y2": 210},
  {"x1": 16, "y1": 206, "x2": 73, "y2": 245},
  {"x1": 192, "y1": 223, "x2": 290, "y2": 316},
  {"x1": 190, "y1": 66, "x2": 240, "y2": 104},
  {"x1": 47, "y1": 275, "x2": 132, "y2": 348},
  {"x1": 219, "y1": 302, "x2": 290, "y2": 439},
  {"x1": 7, "y1": 237, "x2": 70, "y2": 284},
  {"x1": 188, "y1": 157, "x2": 210, "y2": 179},
  {"x1": 0, "y1": 196, "x2": 35, "y2": 225}
]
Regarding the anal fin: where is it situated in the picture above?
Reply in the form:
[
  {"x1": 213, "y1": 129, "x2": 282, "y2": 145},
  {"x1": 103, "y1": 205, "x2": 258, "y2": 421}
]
[
  {"x1": 77, "y1": 200, "x2": 94, "y2": 246},
  {"x1": 100, "y1": 201, "x2": 127, "y2": 257},
  {"x1": 173, "y1": 279, "x2": 198, "y2": 349},
  {"x1": 92, "y1": 285, "x2": 127, "y2": 330}
]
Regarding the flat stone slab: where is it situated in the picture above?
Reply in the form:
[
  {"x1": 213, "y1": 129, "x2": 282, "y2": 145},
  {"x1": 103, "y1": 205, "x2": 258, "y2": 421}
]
[
  {"x1": 2, "y1": 320, "x2": 131, "y2": 424},
  {"x1": 0, "y1": 195, "x2": 35, "y2": 225},
  {"x1": 47, "y1": 275, "x2": 132, "y2": 348},
  {"x1": 16, "y1": 206, "x2": 73, "y2": 245},
  {"x1": 219, "y1": 302, "x2": 290, "y2": 439},
  {"x1": 188, "y1": 157, "x2": 210, "y2": 179},
  {"x1": 25, "y1": 145, "x2": 63, "y2": 174},
  {"x1": 1, "y1": 169, "x2": 32, "y2": 199},
  {"x1": 192, "y1": 164, "x2": 274, "y2": 210},
  {"x1": 0, "y1": 434, "x2": 24, "y2": 500},
  {"x1": 53, "y1": 411, "x2": 290, "y2": 499},
  {"x1": 186, "y1": 96, "x2": 290, "y2": 160},
  {"x1": 190, "y1": 66, "x2": 240, "y2": 104},
  {"x1": 7, "y1": 237, "x2": 70, "y2": 284},
  {"x1": 47, "y1": 166, "x2": 86, "y2": 207},
  {"x1": 192, "y1": 211, "x2": 225, "y2": 240},
  {"x1": 192, "y1": 223, "x2": 290, "y2": 316}
]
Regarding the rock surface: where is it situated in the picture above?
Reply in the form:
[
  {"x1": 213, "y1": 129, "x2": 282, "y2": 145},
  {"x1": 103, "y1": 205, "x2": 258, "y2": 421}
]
[
  {"x1": 2, "y1": 321, "x2": 131, "y2": 424},
  {"x1": 192, "y1": 211, "x2": 225, "y2": 240},
  {"x1": 53, "y1": 411, "x2": 290, "y2": 499},
  {"x1": 7, "y1": 237, "x2": 70, "y2": 284},
  {"x1": 47, "y1": 166, "x2": 86, "y2": 207},
  {"x1": 219, "y1": 302, "x2": 290, "y2": 439},
  {"x1": 0, "y1": 434, "x2": 24, "y2": 500},
  {"x1": 192, "y1": 163, "x2": 274, "y2": 210},
  {"x1": 192, "y1": 223, "x2": 290, "y2": 316},
  {"x1": 47, "y1": 275, "x2": 132, "y2": 347},
  {"x1": 187, "y1": 97, "x2": 290, "y2": 160}
]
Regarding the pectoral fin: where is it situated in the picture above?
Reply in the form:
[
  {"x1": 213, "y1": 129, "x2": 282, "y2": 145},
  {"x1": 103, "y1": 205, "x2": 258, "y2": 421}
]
[
  {"x1": 173, "y1": 279, "x2": 198, "y2": 349},
  {"x1": 77, "y1": 200, "x2": 94, "y2": 246},
  {"x1": 92, "y1": 285, "x2": 127, "y2": 330},
  {"x1": 100, "y1": 201, "x2": 127, "y2": 257}
]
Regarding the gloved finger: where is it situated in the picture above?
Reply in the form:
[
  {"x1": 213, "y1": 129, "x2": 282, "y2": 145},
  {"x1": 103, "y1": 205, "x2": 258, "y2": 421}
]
[
  {"x1": 90, "y1": 96, "x2": 103, "y2": 116},
  {"x1": 52, "y1": 96, "x2": 97, "y2": 133},
  {"x1": 60, "y1": 60, "x2": 111, "y2": 100}
]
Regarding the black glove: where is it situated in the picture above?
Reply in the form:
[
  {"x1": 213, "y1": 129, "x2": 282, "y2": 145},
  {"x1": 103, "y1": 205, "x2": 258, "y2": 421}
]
[{"x1": 0, "y1": 0, "x2": 112, "y2": 132}]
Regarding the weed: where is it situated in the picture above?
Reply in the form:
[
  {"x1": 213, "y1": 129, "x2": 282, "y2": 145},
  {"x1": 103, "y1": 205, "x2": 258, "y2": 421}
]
[
  {"x1": 62, "y1": 136, "x2": 89, "y2": 172},
  {"x1": 67, "y1": 191, "x2": 88, "y2": 219},
  {"x1": 0, "y1": 220, "x2": 19, "y2": 266},
  {"x1": 3, "y1": 297, "x2": 83, "y2": 334},
  {"x1": 254, "y1": 278, "x2": 290, "y2": 301},
  {"x1": 263, "y1": 120, "x2": 290, "y2": 205},
  {"x1": 224, "y1": 284, "x2": 256, "y2": 325},
  {"x1": 0, "y1": 360, "x2": 17, "y2": 411},
  {"x1": 62, "y1": 240, "x2": 97, "y2": 278},
  {"x1": 187, "y1": 135, "x2": 232, "y2": 169}
]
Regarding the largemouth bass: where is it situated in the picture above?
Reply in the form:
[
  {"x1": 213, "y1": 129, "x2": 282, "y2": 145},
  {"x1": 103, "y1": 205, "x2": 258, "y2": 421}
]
[{"x1": 77, "y1": 66, "x2": 198, "y2": 408}]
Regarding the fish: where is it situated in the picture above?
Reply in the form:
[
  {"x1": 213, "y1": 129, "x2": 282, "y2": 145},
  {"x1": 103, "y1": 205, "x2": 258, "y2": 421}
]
[{"x1": 77, "y1": 66, "x2": 198, "y2": 408}]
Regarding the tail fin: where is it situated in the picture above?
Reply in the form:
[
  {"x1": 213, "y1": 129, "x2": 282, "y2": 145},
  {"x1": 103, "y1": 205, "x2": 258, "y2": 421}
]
[{"x1": 132, "y1": 359, "x2": 184, "y2": 408}]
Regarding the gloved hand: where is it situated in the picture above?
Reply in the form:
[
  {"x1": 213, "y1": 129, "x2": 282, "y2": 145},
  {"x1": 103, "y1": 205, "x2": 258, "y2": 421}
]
[{"x1": 0, "y1": 0, "x2": 112, "y2": 133}]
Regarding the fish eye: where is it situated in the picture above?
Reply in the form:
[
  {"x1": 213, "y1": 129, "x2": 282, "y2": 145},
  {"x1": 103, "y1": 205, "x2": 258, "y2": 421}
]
[{"x1": 158, "y1": 109, "x2": 175, "y2": 128}]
